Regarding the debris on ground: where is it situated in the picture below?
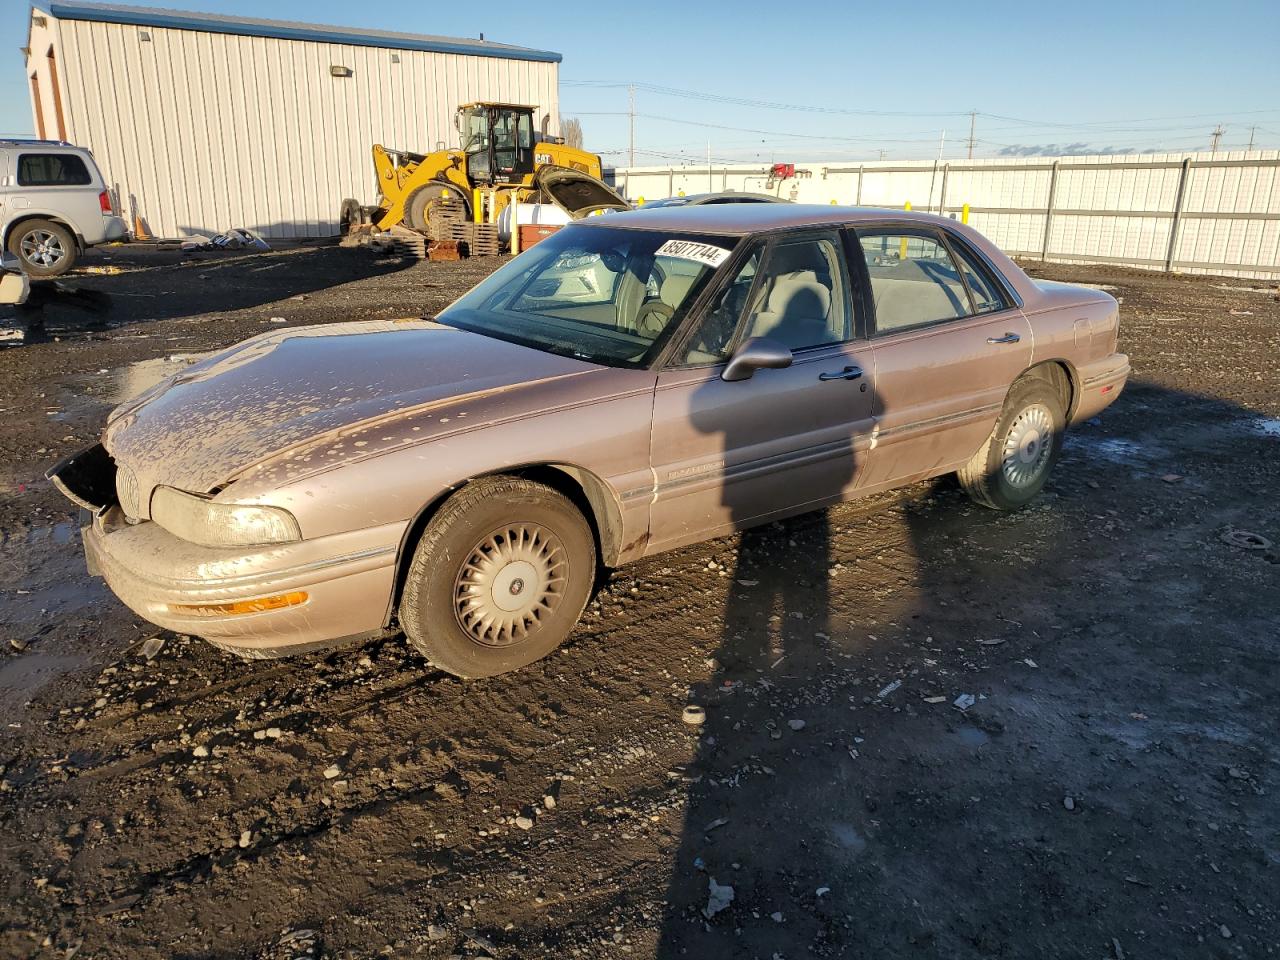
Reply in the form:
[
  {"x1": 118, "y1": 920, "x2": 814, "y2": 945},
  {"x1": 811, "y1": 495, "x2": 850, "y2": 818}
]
[
  {"x1": 682, "y1": 705, "x2": 706, "y2": 725},
  {"x1": 703, "y1": 878, "x2": 735, "y2": 919},
  {"x1": 181, "y1": 228, "x2": 271, "y2": 253},
  {"x1": 1220, "y1": 528, "x2": 1273, "y2": 550},
  {"x1": 876, "y1": 679, "x2": 902, "y2": 699},
  {"x1": 954, "y1": 694, "x2": 977, "y2": 711},
  {"x1": 138, "y1": 636, "x2": 165, "y2": 660}
]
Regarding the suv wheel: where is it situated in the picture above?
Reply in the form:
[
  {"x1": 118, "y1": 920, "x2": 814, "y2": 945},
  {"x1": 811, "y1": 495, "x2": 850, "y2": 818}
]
[
  {"x1": 9, "y1": 220, "x2": 78, "y2": 277},
  {"x1": 400, "y1": 477, "x2": 596, "y2": 678}
]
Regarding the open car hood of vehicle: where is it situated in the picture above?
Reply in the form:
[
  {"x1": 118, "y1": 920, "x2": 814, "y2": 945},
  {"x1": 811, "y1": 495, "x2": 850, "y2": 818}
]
[
  {"x1": 534, "y1": 165, "x2": 631, "y2": 219},
  {"x1": 101, "y1": 319, "x2": 599, "y2": 512}
]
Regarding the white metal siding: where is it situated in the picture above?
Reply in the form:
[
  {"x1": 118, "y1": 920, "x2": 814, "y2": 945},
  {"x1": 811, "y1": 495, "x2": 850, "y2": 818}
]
[
  {"x1": 617, "y1": 151, "x2": 1280, "y2": 280},
  {"x1": 45, "y1": 15, "x2": 559, "y2": 238}
]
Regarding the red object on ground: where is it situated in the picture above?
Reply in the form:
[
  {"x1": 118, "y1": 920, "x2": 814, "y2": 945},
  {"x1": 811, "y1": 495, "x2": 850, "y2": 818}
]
[{"x1": 520, "y1": 224, "x2": 562, "y2": 249}]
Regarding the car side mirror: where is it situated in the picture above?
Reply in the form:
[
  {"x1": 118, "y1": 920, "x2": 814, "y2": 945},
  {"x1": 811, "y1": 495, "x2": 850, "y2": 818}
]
[{"x1": 722, "y1": 337, "x2": 793, "y2": 382}]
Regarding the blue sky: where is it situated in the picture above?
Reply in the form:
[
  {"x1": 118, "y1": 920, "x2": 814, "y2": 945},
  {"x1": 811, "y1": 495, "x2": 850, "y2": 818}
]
[{"x1": 5, "y1": 0, "x2": 1279, "y2": 162}]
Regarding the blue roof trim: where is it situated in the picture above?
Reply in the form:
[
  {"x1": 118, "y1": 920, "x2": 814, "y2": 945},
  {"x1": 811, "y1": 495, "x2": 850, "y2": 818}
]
[{"x1": 31, "y1": 0, "x2": 563, "y2": 63}]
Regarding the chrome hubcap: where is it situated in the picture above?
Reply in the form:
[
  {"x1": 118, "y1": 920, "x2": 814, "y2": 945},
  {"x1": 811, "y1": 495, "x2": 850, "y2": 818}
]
[
  {"x1": 454, "y1": 523, "x2": 567, "y2": 646},
  {"x1": 20, "y1": 230, "x2": 66, "y2": 268},
  {"x1": 1002, "y1": 403, "x2": 1054, "y2": 488}
]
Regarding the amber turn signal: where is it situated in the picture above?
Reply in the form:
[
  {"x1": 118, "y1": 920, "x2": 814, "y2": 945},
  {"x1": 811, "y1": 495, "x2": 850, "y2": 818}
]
[{"x1": 166, "y1": 591, "x2": 309, "y2": 617}]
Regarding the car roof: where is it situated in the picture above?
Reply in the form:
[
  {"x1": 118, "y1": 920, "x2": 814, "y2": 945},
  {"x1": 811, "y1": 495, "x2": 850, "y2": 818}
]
[
  {"x1": 0, "y1": 140, "x2": 81, "y2": 150},
  {"x1": 584, "y1": 203, "x2": 964, "y2": 236}
]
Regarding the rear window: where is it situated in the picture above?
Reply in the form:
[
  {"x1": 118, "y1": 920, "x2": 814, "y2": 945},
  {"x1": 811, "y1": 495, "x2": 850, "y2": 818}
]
[{"x1": 17, "y1": 154, "x2": 93, "y2": 187}]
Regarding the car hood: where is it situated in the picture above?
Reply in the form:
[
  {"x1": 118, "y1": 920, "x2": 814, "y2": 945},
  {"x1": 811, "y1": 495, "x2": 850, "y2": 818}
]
[
  {"x1": 104, "y1": 319, "x2": 601, "y2": 514},
  {"x1": 534, "y1": 165, "x2": 631, "y2": 218}
]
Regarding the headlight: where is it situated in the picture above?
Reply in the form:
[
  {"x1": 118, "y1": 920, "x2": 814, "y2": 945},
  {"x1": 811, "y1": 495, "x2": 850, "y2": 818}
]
[{"x1": 150, "y1": 486, "x2": 301, "y2": 547}]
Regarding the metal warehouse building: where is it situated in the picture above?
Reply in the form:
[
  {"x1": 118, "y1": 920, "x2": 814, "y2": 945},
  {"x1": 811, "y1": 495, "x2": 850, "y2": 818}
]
[{"x1": 22, "y1": 1, "x2": 562, "y2": 238}]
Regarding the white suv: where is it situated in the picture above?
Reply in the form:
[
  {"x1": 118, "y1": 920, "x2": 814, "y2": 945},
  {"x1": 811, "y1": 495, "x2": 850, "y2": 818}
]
[{"x1": 1, "y1": 140, "x2": 128, "y2": 277}]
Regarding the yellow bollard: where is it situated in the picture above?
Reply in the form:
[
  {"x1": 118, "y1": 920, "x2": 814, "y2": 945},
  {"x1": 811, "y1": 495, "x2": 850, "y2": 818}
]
[
  {"x1": 636, "y1": 196, "x2": 645, "y2": 206},
  {"x1": 961, "y1": 203, "x2": 970, "y2": 225},
  {"x1": 830, "y1": 199, "x2": 837, "y2": 205},
  {"x1": 900, "y1": 202, "x2": 912, "y2": 260},
  {"x1": 677, "y1": 190, "x2": 686, "y2": 197},
  {"x1": 472, "y1": 187, "x2": 484, "y2": 225}
]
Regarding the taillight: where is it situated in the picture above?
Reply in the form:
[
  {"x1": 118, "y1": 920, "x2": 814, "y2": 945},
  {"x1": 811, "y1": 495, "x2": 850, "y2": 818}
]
[{"x1": 98, "y1": 190, "x2": 113, "y2": 215}]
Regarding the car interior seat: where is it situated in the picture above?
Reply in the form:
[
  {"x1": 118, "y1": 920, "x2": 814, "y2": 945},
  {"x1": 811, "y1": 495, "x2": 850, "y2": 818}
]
[{"x1": 744, "y1": 243, "x2": 838, "y2": 350}]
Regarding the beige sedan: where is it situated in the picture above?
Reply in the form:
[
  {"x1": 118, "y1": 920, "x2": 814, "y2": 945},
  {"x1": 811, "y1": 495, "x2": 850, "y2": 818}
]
[{"x1": 50, "y1": 205, "x2": 1128, "y2": 676}]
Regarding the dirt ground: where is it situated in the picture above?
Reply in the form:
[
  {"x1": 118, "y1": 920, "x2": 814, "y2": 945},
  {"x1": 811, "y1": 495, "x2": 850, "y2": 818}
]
[{"x1": 0, "y1": 242, "x2": 1277, "y2": 960}]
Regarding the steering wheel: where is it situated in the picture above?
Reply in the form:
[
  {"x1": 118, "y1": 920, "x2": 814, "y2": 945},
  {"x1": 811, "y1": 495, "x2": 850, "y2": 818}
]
[{"x1": 636, "y1": 299, "x2": 675, "y2": 337}]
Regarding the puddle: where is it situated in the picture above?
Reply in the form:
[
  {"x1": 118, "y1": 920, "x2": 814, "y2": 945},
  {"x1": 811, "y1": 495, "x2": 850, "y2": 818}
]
[
  {"x1": 829, "y1": 822, "x2": 867, "y2": 855},
  {"x1": 1252, "y1": 418, "x2": 1280, "y2": 439},
  {"x1": 0, "y1": 652, "x2": 84, "y2": 712},
  {"x1": 1064, "y1": 435, "x2": 1148, "y2": 464},
  {"x1": 1, "y1": 521, "x2": 110, "y2": 628},
  {"x1": 103, "y1": 354, "x2": 209, "y2": 404},
  {"x1": 953, "y1": 725, "x2": 990, "y2": 749},
  {"x1": 20, "y1": 521, "x2": 77, "y2": 546}
]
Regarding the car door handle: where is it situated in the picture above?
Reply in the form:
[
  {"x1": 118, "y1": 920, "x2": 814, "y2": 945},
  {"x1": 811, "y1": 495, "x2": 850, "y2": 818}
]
[
  {"x1": 986, "y1": 332, "x2": 1021, "y2": 344},
  {"x1": 818, "y1": 365, "x2": 863, "y2": 381}
]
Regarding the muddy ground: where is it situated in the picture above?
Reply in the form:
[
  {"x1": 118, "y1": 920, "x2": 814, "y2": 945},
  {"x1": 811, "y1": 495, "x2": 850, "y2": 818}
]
[{"x1": 0, "y1": 243, "x2": 1277, "y2": 960}]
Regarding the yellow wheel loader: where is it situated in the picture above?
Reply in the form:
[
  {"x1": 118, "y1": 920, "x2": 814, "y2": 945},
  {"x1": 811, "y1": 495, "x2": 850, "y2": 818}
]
[{"x1": 342, "y1": 102, "x2": 629, "y2": 235}]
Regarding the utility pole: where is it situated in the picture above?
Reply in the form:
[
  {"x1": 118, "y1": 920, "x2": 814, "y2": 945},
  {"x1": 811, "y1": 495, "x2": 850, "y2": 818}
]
[
  {"x1": 628, "y1": 84, "x2": 636, "y2": 168},
  {"x1": 967, "y1": 110, "x2": 976, "y2": 160},
  {"x1": 1247, "y1": 126, "x2": 1256, "y2": 152},
  {"x1": 877, "y1": 149, "x2": 887, "y2": 161},
  {"x1": 707, "y1": 140, "x2": 712, "y2": 191},
  {"x1": 1210, "y1": 124, "x2": 1225, "y2": 156}
]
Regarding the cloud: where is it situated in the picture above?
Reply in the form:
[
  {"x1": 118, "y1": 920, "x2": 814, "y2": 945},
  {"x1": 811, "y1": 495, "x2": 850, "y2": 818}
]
[{"x1": 997, "y1": 142, "x2": 1141, "y2": 157}]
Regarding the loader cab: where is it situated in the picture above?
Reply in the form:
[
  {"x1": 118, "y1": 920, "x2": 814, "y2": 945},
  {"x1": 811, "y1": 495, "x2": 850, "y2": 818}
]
[{"x1": 458, "y1": 103, "x2": 537, "y2": 185}]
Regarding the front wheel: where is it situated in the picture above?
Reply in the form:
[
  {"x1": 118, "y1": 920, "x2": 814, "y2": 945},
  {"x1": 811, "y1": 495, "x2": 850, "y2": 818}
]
[
  {"x1": 400, "y1": 477, "x2": 596, "y2": 678},
  {"x1": 957, "y1": 377, "x2": 1066, "y2": 510}
]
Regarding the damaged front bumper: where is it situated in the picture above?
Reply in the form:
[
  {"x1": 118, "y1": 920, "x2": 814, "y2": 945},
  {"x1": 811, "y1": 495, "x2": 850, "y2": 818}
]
[{"x1": 49, "y1": 445, "x2": 403, "y2": 657}]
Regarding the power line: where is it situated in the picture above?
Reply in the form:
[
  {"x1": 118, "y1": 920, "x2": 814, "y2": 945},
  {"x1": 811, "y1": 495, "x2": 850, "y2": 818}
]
[
  {"x1": 627, "y1": 84, "x2": 635, "y2": 168},
  {"x1": 564, "y1": 79, "x2": 1280, "y2": 132},
  {"x1": 569, "y1": 110, "x2": 955, "y2": 144}
]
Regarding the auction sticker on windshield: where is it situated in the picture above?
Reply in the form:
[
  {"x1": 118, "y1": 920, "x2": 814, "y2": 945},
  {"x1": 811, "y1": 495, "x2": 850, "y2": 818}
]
[{"x1": 656, "y1": 239, "x2": 731, "y2": 268}]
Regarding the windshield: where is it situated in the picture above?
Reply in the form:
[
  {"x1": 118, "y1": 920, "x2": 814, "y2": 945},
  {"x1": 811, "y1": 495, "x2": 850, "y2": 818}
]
[
  {"x1": 460, "y1": 107, "x2": 487, "y2": 153},
  {"x1": 436, "y1": 226, "x2": 740, "y2": 367}
]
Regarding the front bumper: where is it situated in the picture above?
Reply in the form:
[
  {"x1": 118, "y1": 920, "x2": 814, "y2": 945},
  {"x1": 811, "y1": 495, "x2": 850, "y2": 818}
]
[{"x1": 82, "y1": 505, "x2": 405, "y2": 656}]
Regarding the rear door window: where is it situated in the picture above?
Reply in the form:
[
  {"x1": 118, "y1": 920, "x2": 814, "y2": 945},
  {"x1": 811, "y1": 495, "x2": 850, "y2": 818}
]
[
  {"x1": 858, "y1": 229, "x2": 971, "y2": 333},
  {"x1": 17, "y1": 153, "x2": 93, "y2": 187},
  {"x1": 947, "y1": 237, "x2": 1010, "y2": 313}
]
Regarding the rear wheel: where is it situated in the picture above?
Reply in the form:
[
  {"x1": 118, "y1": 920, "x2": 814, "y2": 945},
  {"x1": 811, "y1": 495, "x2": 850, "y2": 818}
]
[
  {"x1": 339, "y1": 198, "x2": 362, "y2": 235},
  {"x1": 8, "y1": 219, "x2": 77, "y2": 277},
  {"x1": 957, "y1": 376, "x2": 1065, "y2": 510},
  {"x1": 400, "y1": 477, "x2": 596, "y2": 678}
]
